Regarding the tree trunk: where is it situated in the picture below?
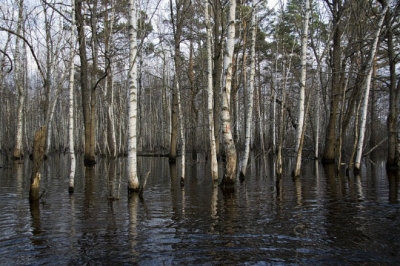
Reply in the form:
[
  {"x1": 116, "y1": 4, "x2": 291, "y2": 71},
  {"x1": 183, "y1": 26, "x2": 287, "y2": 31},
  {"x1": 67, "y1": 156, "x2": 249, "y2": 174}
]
[
  {"x1": 385, "y1": 4, "x2": 400, "y2": 170},
  {"x1": 293, "y1": 0, "x2": 310, "y2": 177},
  {"x1": 127, "y1": 0, "x2": 140, "y2": 192},
  {"x1": 176, "y1": 76, "x2": 185, "y2": 185},
  {"x1": 12, "y1": 0, "x2": 25, "y2": 161},
  {"x1": 212, "y1": 0, "x2": 223, "y2": 159},
  {"x1": 240, "y1": 5, "x2": 256, "y2": 180},
  {"x1": 29, "y1": 126, "x2": 47, "y2": 202},
  {"x1": 205, "y1": 0, "x2": 218, "y2": 182},
  {"x1": 354, "y1": 5, "x2": 388, "y2": 173},
  {"x1": 75, "y1": 0, "x2": 96, "y2": 166},
  {"x1": 104, "y1": 0, "x2": 117, "y2": 158},
  {"x1": 322, "y1": 0, "x2": 342, "y2": 164},
  {"x1": 68, "y1": 0, "x2": 77, "y2": 193},
  {"x1": 220, "y1": 0, "x2": 237, "y2": 189}
]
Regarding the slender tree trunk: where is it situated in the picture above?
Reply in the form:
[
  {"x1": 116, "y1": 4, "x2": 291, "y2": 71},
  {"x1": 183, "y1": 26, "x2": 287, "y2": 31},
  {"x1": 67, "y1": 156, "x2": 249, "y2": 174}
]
[
  {"x1": 12, "y1": 0, "x2": 25, "y2": 161},
  {"x1": 68, "y1": 0, "x2": 77, "y2": 193},
  {"x1": 212, "y1": 0, "x2": 223, "y2": 159},
  {"x1": 205, "y1": 0, "x2": 218, "y2": 182},
  {"x1": 322, "y1": 0, "x2": 342, "y2": 164},
  {"x1": 105, "y1": 0, "x2": 117, "y2": 158},
  {"x1": 75, "y1": 0, "x2": 96, "y2": 166},
  {"x1": 220, "y1": 0, "x2": 237, "y2": 189},
  {"x1": 354, "y1": 5, "x2": 388, "y2": 173},
  {"x1": 176, "y1": 76, "x2": 185, "y2": 185},
  {"x1": 168, "y1": 0, "x2": 184, "y2": 162},
  {"x1": 127, "y1": 0, "x2": 140, "y2": 192},
  {"x1": 240, "y1": 5, "x2": 256, "y2": 180},
  {"x1": 385, "y1": 4, "x2": 400, "y2": 170},
  {"x1": 293, "y1": 0, "x2": 310, "y2": 177}
]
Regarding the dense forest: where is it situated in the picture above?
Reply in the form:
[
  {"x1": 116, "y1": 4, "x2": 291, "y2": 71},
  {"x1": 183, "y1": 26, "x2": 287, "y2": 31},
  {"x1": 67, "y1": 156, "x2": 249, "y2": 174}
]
[{"x1": 0, "y1": 0, "x2": 399, "y2": 195}]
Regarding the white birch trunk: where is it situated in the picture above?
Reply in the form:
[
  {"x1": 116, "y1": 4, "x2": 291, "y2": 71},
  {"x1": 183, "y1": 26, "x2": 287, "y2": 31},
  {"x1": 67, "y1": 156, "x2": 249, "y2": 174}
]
[
  {"x1": 12, "y1": 0, "x2": 25, "y2": 161},
  {"x1": 354, "y1": 5, "x2": 388, "y2": 172},
  {"x1": 205, "y1": 0, "x2": 218, "y2": 182},
  {"x1": 220, "y1": 0, "x2": 237, "y2": 187},
  {"x1": 176, "y1": 78, "x2": 185, "y2": 184},
  {"x1": 127, "y1": 0, "x2": 140, "y2": 192},
  {"x1": 293, "y1": 0, "x2": 310, "y2": 176},
  {"x1": 240, "y1": 5, "x2": 256, "y2": 179},
  {"x1": 68, "y1": 0, "x2": 77, "y2": 193}
]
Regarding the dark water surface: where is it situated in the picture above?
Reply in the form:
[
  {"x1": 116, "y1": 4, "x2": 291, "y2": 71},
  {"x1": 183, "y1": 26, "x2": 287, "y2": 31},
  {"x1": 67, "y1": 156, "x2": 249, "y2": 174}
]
[{"x1": 0, "y1": 154, "x2": 399, "y2": 265}]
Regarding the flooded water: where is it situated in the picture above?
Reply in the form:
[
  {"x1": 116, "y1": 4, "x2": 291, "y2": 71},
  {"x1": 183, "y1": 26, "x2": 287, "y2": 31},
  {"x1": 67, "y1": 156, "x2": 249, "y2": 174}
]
[{"x1": 0, "y1": 154, "x2": 399, "y2": 265}]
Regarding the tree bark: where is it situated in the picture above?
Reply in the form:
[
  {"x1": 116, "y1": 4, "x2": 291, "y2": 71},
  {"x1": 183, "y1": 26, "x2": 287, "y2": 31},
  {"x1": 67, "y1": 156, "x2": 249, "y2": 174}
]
[
  {"x1": 29, "y1": 126, "x2": 47, "y2": 202},
  {"x1": 75, "y1": 0, "x2": 96, "y2": 166},
  {"x1": 127, "y1": 0, "x2": 140, "y2": 192},
  {"x1": 354, "y1": 5, "x2": 388, "y2": 173},
  {"x1": 68, "y1": 0, "x2": 77, "y2": 193},
  {"x1": 322, "y1": 0, "x2": 342, "y2": 164},
  {"x1": 240, "y1": 5, "x2": 256, "y2": 180},
  {"x1": 12, "y1": 0, "x2": 25, "y2": 161},
  {"x1": 205, "y1": 0, "x2": 218, "y2": 182},
  {"x1": 385, "y1": 2, "x2": 400, "y2": 170},
  {"x1": 293, "y1": 0, "x2": 310, "y2": 177},
  {"x1": 220, "y1": 0, "x2": 237, "y2": 189}
]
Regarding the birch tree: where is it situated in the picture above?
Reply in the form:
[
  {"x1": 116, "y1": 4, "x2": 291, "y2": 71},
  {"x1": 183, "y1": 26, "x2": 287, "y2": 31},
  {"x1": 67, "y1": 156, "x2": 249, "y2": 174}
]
[
  {"x1": 68, "y1": 0, "x2": 77, "y2": 193},
  {"x1": 12, "y1": 0, "x2": 25, "y2": 161},
  {"x1": 354, "y1": 4, "x2": 388, "y2": 173},
  {"x1": 176, "y1": 75, "x2": 185, "y2": 185},
  {"x1": 293, "y1": 0, "x2": 310, "y2": 177},
  {"x1": 127, "y1": 0, "x2": 140, "y2": 192},
  {"x1": 205, "y1": 0, "x2": 218, "y2": 182},
  {"x1": 239, "y1": 3, "x2": 256, "y2": 180},
  {"x1": 220, "y1": 0, "x2": 237, "y2": 189}
]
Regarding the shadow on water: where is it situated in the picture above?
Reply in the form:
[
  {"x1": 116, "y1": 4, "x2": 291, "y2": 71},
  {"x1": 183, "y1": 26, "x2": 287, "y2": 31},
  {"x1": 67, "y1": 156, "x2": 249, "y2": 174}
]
[{"x1": 0, "y1": 154, "x2": 400, "y2": 264}]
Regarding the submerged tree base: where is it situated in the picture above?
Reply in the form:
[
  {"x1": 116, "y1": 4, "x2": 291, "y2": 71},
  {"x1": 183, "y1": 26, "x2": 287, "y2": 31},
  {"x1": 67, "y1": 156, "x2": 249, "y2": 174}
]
[
  {"x1": 219, "y1": 175, "x2": 235, "y2": 193},
  {"x1": 386, "y1": 162, "x2": 400, "y2": 171},
  {"x1": 239, "y1": 171, "x2": 245, "y2": 182}
]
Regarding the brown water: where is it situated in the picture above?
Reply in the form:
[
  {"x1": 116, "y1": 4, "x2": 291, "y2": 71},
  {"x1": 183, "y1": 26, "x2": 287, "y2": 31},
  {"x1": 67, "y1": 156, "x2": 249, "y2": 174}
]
[{"x1": 0, "y1": 154, "x2": 399, "y2": 265}]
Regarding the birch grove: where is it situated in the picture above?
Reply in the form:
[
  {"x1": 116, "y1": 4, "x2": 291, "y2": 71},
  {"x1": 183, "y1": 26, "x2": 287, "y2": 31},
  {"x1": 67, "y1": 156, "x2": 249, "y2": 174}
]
[{"x1": 0, "y1": 0, "x2": 398, "y2": 192}]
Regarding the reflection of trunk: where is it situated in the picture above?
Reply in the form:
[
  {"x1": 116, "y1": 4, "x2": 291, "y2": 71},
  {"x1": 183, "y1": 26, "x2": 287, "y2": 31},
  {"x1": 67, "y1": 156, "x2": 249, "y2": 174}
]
[
  {"x1": 29, "y1": 126, "x2": 47, "y2": 202},
  {"x1": 12, "y1": 0, "x2": 25, "y2": 161},
  {"x1": 220, "y1": 0, "x2": 237, "y2": 188},
  {"x1": 354, "y1": 5, "x2": 388, "y2": 173},
  {"x1": 127, "y1": 0, "x2": 140, "y2": 192},
  {"x1": 128, "y1": 192, "x2": 139, "y2": 249},
  {"x1": 205, "y1": 1, "x2": 218, "y2": 182},
  {"x1": 388, "y1": 170, "x2": 399, "y2": 204}
]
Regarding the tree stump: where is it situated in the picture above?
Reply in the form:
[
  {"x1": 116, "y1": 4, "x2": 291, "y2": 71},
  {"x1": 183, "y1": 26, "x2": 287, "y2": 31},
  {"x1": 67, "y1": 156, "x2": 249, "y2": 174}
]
[{"x1": 29, "y1": 126, "x2": 47, "y2": 202}]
